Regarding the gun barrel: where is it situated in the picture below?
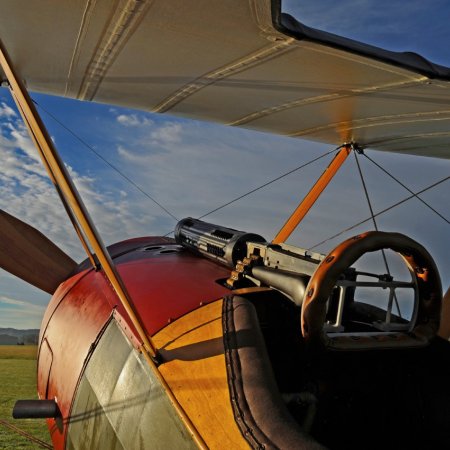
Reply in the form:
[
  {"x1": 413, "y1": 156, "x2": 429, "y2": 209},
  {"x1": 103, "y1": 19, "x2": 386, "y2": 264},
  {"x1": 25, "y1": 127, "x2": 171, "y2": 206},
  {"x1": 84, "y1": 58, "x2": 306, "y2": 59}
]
[{"x1": 175, "y1": 217, "x2": 265, "y2": 268}]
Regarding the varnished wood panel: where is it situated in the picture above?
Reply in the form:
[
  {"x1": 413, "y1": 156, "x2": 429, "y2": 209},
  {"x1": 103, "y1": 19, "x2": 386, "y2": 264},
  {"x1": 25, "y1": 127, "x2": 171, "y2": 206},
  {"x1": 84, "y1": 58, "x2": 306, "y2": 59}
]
[{"x1": 154, "y1": 300, "x2": 247, "y2": 449}]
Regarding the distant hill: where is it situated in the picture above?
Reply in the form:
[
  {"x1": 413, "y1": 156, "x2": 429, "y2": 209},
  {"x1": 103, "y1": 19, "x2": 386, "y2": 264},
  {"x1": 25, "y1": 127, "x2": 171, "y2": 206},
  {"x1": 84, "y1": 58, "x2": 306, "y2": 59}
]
[
  {"x1": 0, "y1": 328, "x2": 39, "y2": 345},
  {"x1": 0, "y1": 334, "x2": 18, "y2": 345}
]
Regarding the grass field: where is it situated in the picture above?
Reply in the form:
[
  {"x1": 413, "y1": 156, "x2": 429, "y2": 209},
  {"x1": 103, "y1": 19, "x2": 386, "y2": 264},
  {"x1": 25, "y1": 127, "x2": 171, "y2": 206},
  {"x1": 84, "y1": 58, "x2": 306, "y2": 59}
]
[{"x1": 0, "y1": 346, "x2": 52, "y2": 449}]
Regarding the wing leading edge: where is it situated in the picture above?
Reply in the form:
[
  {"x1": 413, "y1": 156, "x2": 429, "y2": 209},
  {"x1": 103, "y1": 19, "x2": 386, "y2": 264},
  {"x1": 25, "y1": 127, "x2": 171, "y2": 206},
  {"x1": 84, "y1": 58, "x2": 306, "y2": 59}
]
[{"x1": 0, "y1": 0, "x2": 449, "y2": 158}]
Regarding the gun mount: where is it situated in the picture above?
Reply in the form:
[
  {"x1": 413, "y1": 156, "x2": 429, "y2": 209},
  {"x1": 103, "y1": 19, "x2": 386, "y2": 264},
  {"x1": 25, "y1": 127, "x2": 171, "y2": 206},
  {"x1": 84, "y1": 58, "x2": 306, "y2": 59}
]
[{"x1": 175, "y1": 218, "x2": 423, "y2": 337}]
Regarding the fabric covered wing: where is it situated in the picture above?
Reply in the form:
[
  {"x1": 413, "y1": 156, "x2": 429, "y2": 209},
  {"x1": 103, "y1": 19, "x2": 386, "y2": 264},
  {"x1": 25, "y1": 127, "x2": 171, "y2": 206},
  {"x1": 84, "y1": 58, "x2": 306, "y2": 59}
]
[{"x1": 0, "y1": 0, "x2": 449, "y2": 158}]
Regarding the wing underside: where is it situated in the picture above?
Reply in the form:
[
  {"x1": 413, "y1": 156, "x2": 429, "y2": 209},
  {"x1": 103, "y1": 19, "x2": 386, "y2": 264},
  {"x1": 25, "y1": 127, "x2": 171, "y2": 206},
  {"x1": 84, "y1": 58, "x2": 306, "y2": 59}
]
[{"x1": 0, "y1": 0, "x2": 449, "y2": 158}]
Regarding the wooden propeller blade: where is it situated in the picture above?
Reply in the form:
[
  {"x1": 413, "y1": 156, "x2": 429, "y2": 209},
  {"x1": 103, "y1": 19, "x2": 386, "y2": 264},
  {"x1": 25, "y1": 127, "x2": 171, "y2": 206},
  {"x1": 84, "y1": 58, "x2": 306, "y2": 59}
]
[{"x1": 0, "y1": 209, "x2": 77, "y2": 294}]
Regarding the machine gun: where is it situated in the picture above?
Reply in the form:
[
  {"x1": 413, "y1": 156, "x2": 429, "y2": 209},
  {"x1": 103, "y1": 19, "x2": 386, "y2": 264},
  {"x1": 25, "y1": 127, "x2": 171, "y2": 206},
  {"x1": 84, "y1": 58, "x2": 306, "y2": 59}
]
[
  {"x1": 175, "y1": 217, "x2": 325, "y2": 306},
  {"x1": 175, "y1": 218, "x2": 417, "y2": 333}
]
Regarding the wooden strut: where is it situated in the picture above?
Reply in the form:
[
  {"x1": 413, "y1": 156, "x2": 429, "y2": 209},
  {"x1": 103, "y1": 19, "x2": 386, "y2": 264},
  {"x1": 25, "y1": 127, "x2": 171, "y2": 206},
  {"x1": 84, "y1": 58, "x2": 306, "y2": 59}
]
[
  {"x1": 11, "y1": 91, "x2": 98, "y2": 269},
  {"x1": 0, "y1": 40, "x2": 158, "y2": 361},
  {"x1": 0, "y1": 42, "x2": 210, "y2": 449},
  {"x1": 272, "y1": 145, "x2": 352, "y2": 244}
]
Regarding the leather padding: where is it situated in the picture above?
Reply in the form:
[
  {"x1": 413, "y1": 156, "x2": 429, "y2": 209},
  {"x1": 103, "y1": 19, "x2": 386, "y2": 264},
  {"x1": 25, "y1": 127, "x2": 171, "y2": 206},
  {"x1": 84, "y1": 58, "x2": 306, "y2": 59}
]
[
  {"x1": 223, "y1": 295, "x2": 324, "y2": 449},
  {"x1": 301, "y1": 231, "x2": 442, "y2": 350}
]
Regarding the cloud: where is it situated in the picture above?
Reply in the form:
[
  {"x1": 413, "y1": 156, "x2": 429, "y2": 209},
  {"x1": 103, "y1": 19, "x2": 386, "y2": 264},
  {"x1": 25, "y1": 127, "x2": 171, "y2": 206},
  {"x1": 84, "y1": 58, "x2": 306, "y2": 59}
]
[
  {"x1": 0, "y1": 296, "x2": 27, "y2": 306},
  {"x1": 282, "y1": 0, "x2": 446, "y2": 57},
  {"x1": 110, "y1": 118, "x2": 318, "y2": 224},
  {"x1": 104, "y1": 111, "x2": 450, "y2": 291},
  {"x1": 116, "y1": 145, "x2": 139, "y2": 161},
  {"x1": 0, "y1": 102, "x2": 16, "y2": 118},
  {"x1": 150, "y1": 123, "x2": 182, "y2": 145},
  {"x1": 0, "y1": 294, "x2": 46, "y2": 328},
  {"x1": 0, "y1": 107, "x2": 159, "y2": 262},
  {"x1": 0, "y1": 119, "x2": 85, "y2": 259},
  {"x1": 0, "y1": 101, "x2": 449, "y2": 330},
  {"x1": 0, "y1": 295, "x2": 45, "y2": 311},
  {"x1": 116, "y1": 113, "x2": 153, "y2": 127},
  {"x1": 283, "y1": 0, "x2": 423, "y2": 31}
]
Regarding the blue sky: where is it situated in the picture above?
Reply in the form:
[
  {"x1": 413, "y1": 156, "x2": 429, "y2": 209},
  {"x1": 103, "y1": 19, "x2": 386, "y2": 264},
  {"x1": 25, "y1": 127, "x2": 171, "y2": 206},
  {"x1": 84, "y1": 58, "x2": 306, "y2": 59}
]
[{"x1": 0, "y1": 0, "x2": 449, "y2": 328}]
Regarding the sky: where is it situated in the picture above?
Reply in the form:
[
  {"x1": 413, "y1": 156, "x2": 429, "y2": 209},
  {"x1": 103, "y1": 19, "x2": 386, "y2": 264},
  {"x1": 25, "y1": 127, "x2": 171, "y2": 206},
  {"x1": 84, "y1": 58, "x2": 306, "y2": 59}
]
[{"x1": 0, "y1": 0, "x2": 449, "y2": 329}]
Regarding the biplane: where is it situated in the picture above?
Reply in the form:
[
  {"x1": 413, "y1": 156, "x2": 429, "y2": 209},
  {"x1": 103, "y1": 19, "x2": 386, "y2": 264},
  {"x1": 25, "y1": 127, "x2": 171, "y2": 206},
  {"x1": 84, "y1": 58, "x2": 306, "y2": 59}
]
[{"x1": 0, "y1": 1, "x2": 449, "y2": 449}]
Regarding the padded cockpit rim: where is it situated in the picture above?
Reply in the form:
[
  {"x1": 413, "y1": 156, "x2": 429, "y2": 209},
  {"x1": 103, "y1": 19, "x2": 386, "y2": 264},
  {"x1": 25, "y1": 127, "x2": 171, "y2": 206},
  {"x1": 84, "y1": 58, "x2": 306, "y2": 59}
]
[
  {"x1": 222, "y1": 295, "x2": 324, "y2": 450},
  {"x1": 301, "y1": 231, "x2": 443, "y2": 350}
]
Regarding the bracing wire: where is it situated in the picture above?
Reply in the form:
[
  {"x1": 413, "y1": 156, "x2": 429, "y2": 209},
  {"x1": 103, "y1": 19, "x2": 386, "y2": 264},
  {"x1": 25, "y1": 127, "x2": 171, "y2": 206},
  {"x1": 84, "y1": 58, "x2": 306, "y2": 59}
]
[
  {"x1": 309, "y1": 175, "x2": 449, "y2": 250},
  {"x1": 198, "y1": 146, "x2": 340, "y2": 220},
  {"x1": 0, "y1": 420, "x2": 52, "y2": 449},
  {"x1": 35, "y1": 98, "x2": 345, "y2": 238},
  {"x1": 34, "y1": 99, "x2": 347, "y2": 238},
  {"x1": 354, "y1": 150, "x2": 402, "y2": 317},
  {"x1": 32, "y1": 98, "x2": 449, "y2": 256},
  {"x1": 162, "y1": 146, "x2": 342, "y2": 237},
  {"x1": 32, "y1": 99, "x2": 179, "y2": 222},
  {"x1": 362, "y1": 152, "x2": 449, "y2": 225}
]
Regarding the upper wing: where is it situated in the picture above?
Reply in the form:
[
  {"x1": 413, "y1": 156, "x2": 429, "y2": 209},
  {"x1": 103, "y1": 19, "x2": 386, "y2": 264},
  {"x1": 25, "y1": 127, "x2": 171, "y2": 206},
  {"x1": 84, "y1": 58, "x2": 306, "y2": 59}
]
[{"x1": 1, "y1": 0, "x2": 449, "y2": 158}]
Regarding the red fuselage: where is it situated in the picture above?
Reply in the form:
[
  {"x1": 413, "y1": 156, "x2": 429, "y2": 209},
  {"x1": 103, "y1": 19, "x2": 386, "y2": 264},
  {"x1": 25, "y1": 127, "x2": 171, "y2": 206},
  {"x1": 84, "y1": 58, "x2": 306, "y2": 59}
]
[{"x1": 37, "y1": 237, "x2": 229, "y2": 448}]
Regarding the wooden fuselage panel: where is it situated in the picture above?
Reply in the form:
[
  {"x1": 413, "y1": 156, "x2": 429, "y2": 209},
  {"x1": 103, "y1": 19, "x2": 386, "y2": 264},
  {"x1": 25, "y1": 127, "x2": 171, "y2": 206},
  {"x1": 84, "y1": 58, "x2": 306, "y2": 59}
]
[
  {"x1": 154, "y1": 300, "x2": 248, "y2": 449},
  {"x1": 37, "y1": 238, "x2": 233, "y2": 449}
]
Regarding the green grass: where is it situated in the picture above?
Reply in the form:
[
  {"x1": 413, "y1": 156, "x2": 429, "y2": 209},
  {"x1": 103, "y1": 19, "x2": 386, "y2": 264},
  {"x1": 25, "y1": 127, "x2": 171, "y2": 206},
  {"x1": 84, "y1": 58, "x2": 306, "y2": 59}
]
[
  {"x1": 0, "y1": 346, "x2": 38, "y2": 360},
  {"x1": 0, "y1": 346, "x2": 52, "y2": 449}
]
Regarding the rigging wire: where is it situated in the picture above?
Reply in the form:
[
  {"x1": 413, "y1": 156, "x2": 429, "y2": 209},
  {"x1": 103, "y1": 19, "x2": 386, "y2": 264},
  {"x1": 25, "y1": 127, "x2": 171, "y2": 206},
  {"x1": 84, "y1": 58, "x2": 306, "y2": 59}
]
[
  {"x1": 309, "y1": 175, "x2": 450, "y2": 250},
  {"x1": 30, "y1": 98, "x2": 449, "y2": 253},
  {"x1": 198, "y1": 146, "x2": 339, "y2": 220},
  {"x1": 362, "y1": 152, "x2": 449, "y2": 225},
  {"x1": 33, "y1": 98, "x2": 340, "y2": 237},
  {"x1": 0, "y1": 419, "x2": 52, "y2": 449},
  {"x1": 354, "y1": 150, "x2": 402, "y2": 317},
  {"x1": 33, "y1": 98, "x2": 341, "y2": 236},
  {"x1": 32, "y1": 99, "x2": 179, "y2": 222},
  {"x1": 162, "y1": 146, "x2": 340, "y2": 237}
]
